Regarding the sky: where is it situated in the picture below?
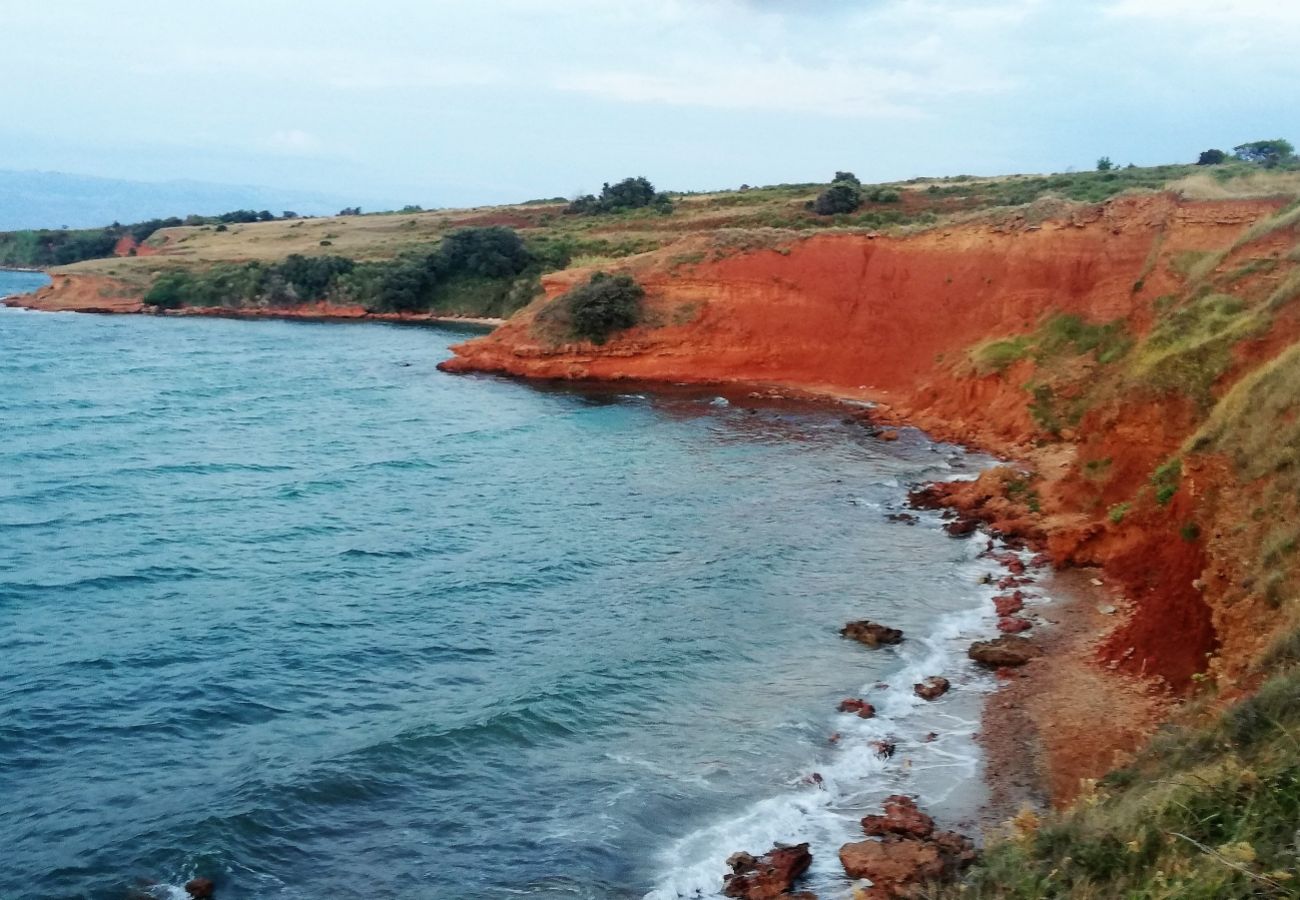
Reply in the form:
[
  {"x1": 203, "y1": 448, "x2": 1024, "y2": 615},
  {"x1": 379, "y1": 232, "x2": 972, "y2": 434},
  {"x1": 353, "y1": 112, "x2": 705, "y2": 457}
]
[{"x1": 3, "y1": 0, "x2": 1299, "y2": 210}]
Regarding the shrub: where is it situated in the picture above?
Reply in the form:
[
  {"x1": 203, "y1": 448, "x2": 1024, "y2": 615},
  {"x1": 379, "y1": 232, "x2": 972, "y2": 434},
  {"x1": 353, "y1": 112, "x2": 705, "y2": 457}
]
[
  {"x1": 563, "y1": 272, "x2": 644, "y2": 344},
  {"x1": 143, "y1": 271, "x2": 189, "y2": 309},
  {"x1": 1096, "y1": 156, "x2": 1114, "y2": 172},
  {"x1": 1108, "y1": 502, "x2": 1130, "y2": 524},
  {"x1": 1196, "y1": 149, "x2": 1227, "y2": 166},
  {"x1": 812, "y1": 182, "x2": 862, "y2": 216}
]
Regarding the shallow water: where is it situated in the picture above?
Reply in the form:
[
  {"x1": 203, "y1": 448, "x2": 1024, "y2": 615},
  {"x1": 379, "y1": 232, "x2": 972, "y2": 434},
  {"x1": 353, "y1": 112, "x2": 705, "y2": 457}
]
[{"x1": 2, "y1": 286, "x2": 1011, "y2": 899}]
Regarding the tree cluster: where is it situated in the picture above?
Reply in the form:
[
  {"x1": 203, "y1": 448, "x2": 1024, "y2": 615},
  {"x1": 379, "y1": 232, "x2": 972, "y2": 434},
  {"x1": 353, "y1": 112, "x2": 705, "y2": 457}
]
[
  {"x1": 144, "y1": 226, "x2": 539, "y2": 315},
  {"x1": 565, "y1": 177, "x2": 673, "y2": 215}
]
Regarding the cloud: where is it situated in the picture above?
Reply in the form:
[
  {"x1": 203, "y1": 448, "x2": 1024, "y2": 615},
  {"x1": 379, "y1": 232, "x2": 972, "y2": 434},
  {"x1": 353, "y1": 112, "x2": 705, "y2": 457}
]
[
  {"x1": 266, "y1": 129, "x2": 323, "y2": 155},
  {"x1": 1104, "y1": 0, "x2": 1300, "y2": 23},
  {"x1": 554, "y1": 58, "x2": 1005, "y2": 119}
]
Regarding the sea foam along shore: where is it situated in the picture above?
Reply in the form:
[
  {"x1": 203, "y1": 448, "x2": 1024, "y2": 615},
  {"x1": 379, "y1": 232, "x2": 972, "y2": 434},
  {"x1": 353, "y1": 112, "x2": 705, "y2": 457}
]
[{"x1": 645, "y1": 434, "x2": 1055, "y2": 899}]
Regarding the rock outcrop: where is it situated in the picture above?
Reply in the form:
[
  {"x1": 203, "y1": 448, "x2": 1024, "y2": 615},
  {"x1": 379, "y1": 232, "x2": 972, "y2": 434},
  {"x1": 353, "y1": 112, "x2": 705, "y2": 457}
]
[{"x1": 723, "y1": 843, "x2": 813, "y2": 899}]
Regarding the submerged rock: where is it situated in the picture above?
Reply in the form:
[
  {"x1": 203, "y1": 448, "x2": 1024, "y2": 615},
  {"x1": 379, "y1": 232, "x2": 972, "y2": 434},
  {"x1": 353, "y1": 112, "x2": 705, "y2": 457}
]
[
  {"x1": 723, "y1": 842, "x2": 813, "y2": 899},
  {"x1": 887, "y1": 512, "x2": 919, "y2": 525},
  {"x1": 869, "y1": 739, "x2": 897, "y2": 759},
  {"x1": 185, "y1": 878, "x2": 215, "y2": 900},
  {"x1": 968, "y1": 635, "x2": 1042, "y2": 667},
  {"x1": 841, "y1": 621, "x2": 904, "y2": 647},
  {"x1": 913, "y1": 676, "x2": 950, "y2": 701}
]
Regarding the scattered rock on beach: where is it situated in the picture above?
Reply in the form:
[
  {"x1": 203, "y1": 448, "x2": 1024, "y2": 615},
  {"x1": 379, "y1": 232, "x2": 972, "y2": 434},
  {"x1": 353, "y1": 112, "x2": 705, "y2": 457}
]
[
  {"x1": 841, "y1": 621, "x2": 904, "y2": 647},
  {"x1": 839, "y1": 797, "x2": 974, "y2": 896},
  {"x1": 913, "y1": 676, "x2": 950, "y2": 700},
  {"x1": 997, "y1": 616, "x2": 1032, "y2": 634},
  {"x1": 723, "y1": 843, "x2": 813, "y2": 899},
  {"x1": 870, "y1": 739, "x2": 897, "y2": 759},
  {"x1": 968, "y1": 635, "x2": 1042, "y2": 667},
  {"x1": 993, "y1": 593, "x2": 1025, "y2": 616}
]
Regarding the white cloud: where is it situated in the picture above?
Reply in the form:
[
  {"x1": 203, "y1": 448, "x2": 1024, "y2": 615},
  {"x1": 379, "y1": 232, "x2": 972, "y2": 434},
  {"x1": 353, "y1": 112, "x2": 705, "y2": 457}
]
[
  {"x1": 266, "y1": 129, "x2": 322, "y2": 155},
  {"x1": 1105, "y1": 0, "x2": 1300, "y2": 24}
]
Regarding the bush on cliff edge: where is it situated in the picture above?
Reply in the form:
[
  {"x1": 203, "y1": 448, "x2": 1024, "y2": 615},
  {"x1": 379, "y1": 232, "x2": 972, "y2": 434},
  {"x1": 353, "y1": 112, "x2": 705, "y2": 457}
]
[{"x1": 562, "y1": 272, "x2": 644, "y2": 344}]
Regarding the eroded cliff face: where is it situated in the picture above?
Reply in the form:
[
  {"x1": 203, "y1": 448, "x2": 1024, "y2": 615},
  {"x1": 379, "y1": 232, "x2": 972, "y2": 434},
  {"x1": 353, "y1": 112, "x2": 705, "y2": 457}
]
[{"x1": 442, "y1": 193, "x2": 1299, "y2": 693}]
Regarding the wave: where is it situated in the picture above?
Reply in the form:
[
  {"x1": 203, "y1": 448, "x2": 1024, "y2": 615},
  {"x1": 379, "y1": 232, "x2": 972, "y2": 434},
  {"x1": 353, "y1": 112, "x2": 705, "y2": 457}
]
[{"x1": 644, "y1": 518, "x2": 1023, "y2": 899}]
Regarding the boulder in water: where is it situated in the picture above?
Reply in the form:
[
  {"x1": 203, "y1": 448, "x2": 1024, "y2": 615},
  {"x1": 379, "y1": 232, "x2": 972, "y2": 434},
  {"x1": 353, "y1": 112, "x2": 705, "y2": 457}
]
[
  {"x1": 841, "y1": 621, "x2": 904, "y2": 647},
  {"x1": 913, "y1": 676, "x2": 950, "y2": 701},
  {"x1": 722, "y1": 842, "x2": 812, "y2": 899},
  {"x1": 838, "y1": 698, "x2": 876, "y2": 718},
  {"x1": 861, "y1": 795, "x2": 935, "y2": 839}
]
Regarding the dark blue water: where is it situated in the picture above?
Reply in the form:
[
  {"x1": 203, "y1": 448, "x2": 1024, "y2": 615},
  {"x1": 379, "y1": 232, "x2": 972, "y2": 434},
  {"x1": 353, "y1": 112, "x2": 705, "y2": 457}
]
[{"x1": 1, "y1": 273, "x2": 1009, "y2": 899}]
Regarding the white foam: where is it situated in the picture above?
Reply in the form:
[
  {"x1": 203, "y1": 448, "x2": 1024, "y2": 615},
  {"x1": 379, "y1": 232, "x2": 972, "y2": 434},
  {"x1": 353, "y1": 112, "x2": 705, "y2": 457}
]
[{"x1": 645, "y1": 507, "x2": 1028, "y2": 899}]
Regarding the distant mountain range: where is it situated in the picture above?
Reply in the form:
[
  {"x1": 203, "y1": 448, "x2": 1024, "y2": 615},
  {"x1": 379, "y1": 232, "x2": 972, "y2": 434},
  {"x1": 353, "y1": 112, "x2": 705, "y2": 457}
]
[{"x1": 0, "y1": 170, "x2": 362, "y2": 231}]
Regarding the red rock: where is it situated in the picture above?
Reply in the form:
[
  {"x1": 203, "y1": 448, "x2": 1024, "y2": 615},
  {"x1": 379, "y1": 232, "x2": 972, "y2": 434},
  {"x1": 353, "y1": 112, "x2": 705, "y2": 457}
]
[
  {"x1": 841, "y1": 621, "x2": 904, "y2": 647},
  {"x1": 923, "y1": 731, "x2": 939, "y2": 742},
  {"x1": 997, "y1": 616, "x2": 1032, "y2": 634},
  {"x1": 993, "y1": 594, "x2": 1024, "y2": 616},
  {"x1": 944, "y1": 518, "x2": 978, "y2": 538},
  {"x1": 185, "y1": 879, "x2": 215, "y2": 900},
  {"x1": 913, "y1": 676, "x2": 950, "y2": 700},
  {"x1": 1030, "y1": 553, "x2": 1052, "y2": 568},
  {"x1": 838, "y1": 697, "x2": 869, "y2": 714},
  {"x1": 968, "y1": 635, "x2": 1042, "y2": 667},
  {"x1": 879, "y1": 429, "x2": 900, "y2": 441},
  {"x1": 857, "y1": 703, "x2": 877, "y2": 719},
  {"x1": 861, "y1": 795, "x2": 935, "y2": 839},
  {"x1": 996, "y1": 575, "x2": 1031, "y2": 590},
  {"x1": 839, "y1": 838, "x2": 944, "y2": 892},
  {"x1": 723, "y1": 843, "x2": 813, "y2": 899},
  {"x1": 1005, "y1": 558, "x2": 1026, "y2": 575}
]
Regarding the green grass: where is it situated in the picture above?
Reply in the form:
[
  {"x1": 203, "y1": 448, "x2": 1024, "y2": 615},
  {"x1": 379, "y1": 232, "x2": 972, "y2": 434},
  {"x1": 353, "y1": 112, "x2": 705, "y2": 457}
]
[
  {"x1": 1151, "y1": 458, "x2": 1183, "y2": 506},
  {"x1": 937, "y1": 666, "x2": 1300, "y2": 899}
]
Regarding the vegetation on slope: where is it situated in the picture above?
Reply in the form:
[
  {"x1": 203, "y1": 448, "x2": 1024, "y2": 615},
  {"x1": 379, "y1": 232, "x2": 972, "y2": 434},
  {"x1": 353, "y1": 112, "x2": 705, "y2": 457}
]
[{"x1": 0, "y1": 210, "x2": 302, "y2": 268}]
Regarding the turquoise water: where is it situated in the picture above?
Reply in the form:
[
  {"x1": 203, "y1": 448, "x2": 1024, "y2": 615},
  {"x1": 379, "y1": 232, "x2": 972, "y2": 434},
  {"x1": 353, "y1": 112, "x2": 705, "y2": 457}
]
[{"x1": 1, "y1": 272, "x2": 1009, "y2": 899}]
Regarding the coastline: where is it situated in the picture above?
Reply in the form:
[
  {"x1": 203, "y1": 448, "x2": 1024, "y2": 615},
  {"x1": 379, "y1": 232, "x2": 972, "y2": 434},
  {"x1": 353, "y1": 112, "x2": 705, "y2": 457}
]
[
  {"x1": 0, "y1": 289, "x2": 504, "y2": 329},
  {"x1": 466, "y1": 375, "x2": 1163, "y2": 828}
]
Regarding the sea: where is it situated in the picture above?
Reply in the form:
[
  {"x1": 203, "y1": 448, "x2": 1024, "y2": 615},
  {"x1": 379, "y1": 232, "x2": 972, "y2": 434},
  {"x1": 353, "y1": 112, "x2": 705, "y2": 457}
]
[{"x1": 1, "y1": 268, "x2": 1014, "y2": 899}]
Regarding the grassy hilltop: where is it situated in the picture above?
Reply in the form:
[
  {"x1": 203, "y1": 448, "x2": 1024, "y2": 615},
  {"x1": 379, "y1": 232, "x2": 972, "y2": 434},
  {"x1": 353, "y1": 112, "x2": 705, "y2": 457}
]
[{"x1": 22, "y1": 156, "x2": 1298, "y2": 322}]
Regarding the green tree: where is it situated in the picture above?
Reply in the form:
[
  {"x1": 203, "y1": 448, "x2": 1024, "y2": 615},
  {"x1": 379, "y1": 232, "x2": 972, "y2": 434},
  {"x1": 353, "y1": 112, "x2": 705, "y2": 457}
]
[
  {"x1": 1196, "y1": 149, "x2": 1227, "y2": 166},
  {"x1": 1096, "y1": 156, "x2": 1114, "y2": 172},
  {"x1": 1233, "y1": 139, "x2": 1295, "y2": 168},
  {"x1": 812, "y1": 181, "x2": 862, "y2": 215}
]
